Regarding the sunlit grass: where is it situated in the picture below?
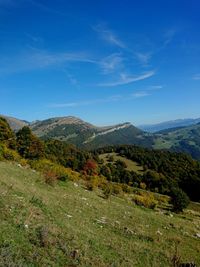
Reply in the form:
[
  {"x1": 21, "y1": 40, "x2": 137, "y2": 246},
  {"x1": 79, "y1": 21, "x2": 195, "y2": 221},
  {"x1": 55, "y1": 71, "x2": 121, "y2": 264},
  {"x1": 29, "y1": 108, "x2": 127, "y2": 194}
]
[{"x1": 0, "y1": 161, "x2": 200, "y2": 266}]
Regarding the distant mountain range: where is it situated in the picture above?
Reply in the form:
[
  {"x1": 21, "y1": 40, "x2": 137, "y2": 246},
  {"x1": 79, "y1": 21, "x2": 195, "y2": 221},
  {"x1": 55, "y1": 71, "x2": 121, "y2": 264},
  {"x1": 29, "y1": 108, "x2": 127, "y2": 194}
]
[
  {"x1": 139, "y1": 118, "x2": 200, "y2": 133},
  {"x1": 2, "y1": 114, "x2": 200, "y2": 160},
  {"x1": 30, "y1": 116, "x2": 154, "y2": 149}
]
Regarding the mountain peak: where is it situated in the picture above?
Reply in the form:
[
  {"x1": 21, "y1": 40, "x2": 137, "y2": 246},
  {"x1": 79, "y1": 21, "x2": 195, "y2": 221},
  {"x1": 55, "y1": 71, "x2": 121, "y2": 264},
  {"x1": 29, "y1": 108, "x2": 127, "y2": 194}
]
[{"x1": 0, "y1": 115, "x2": 29, "y2": 131}]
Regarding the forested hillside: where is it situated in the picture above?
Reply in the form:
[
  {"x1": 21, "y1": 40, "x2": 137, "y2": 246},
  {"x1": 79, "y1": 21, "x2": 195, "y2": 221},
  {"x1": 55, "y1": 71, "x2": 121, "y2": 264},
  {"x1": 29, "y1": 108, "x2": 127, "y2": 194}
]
[
  {"x1": 1, "y1": 116, "x2": 200, "y2": 203},
  {"x1": 95, "y1": 145, "x2": 200, "y2": 202},
  {"x1": 1, "y1": 116, "x2": 200, "y2": 266}
]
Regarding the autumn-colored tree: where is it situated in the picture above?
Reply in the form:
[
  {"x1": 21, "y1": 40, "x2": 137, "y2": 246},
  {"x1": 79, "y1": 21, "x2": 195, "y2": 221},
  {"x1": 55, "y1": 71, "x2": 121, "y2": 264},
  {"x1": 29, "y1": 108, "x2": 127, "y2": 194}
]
[
  {"x1": 83, "y1": 159, "x2": 98, "y2": 176},
  {"x1": 16, "y1": 126, "x2": 44, "y2": 159},
  {"x1": 0, "y1": 117, "x2": 16, "y2": 148}
]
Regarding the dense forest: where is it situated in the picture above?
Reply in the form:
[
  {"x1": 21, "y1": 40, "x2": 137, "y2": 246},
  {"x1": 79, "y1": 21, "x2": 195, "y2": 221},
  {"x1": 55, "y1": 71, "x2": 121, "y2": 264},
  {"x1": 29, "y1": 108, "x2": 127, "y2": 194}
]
[
  {"x1": 0, "y1": 117, "x2": 200, "y2": 203},
  {"x1": 95, "y1": 146, "x2": 200, "y2": 202}
]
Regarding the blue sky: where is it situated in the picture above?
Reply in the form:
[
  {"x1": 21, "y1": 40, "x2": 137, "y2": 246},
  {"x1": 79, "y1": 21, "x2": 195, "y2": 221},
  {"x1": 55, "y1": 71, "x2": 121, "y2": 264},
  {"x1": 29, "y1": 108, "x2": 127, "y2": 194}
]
[{"x1": 0, "y1": 0, "x2": 200, "y2": 126}]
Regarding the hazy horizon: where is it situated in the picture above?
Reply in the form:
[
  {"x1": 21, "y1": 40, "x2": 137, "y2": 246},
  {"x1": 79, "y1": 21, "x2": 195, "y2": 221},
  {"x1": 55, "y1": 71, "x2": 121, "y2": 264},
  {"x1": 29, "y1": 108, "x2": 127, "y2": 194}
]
[{"x1": 2, "y1": 113, "x2": 200, "y2": 128}]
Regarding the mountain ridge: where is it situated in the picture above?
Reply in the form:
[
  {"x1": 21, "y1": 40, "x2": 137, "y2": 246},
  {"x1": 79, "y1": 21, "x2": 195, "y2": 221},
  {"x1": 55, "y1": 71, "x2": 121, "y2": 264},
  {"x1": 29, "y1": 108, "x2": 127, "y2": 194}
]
[
  {"x1": 139, "y1": 118, "x2": 200, "y2": 133},
  {"x1": 2, "y1": 114, "x2": 200, "y2": 160}
]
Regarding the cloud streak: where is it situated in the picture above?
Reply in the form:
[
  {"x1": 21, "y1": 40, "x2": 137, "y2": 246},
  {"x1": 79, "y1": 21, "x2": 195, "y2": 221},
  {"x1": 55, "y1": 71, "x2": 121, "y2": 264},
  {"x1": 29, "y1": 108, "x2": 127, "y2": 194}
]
[
  {"x1": 98, "y1": 70, "x2": 155, "y2": 87},
  {"x1": 100, "y1": 53, "x2": 124, "y2": 74},
  {"x1": 0, "y1": 49, "x2": 96, "y2": 74},
  {"x1": 163, "y1": 28, "x2": 177, "y2": 47},
  {"x1": 49, "y1": 90, "x2": 152, "y2": 109},
  {"x1": 49, "y1": 95, "x2": 122, "y2": 108},
  {"x1": 94, "y1": 24, "x2": 125, "y2": 48},
  {"x1": 134, "y1": 52, "x2": 152, "y2": 66},
  {"x1": 149, "y1": 85, "x2": 163, "y2": 90},
  {"x1": 193, "y1": 73, "x2": 200, "y2": 80},
  {"x1": 131, "y1": 91, "x2": 150, "y2": 98}
]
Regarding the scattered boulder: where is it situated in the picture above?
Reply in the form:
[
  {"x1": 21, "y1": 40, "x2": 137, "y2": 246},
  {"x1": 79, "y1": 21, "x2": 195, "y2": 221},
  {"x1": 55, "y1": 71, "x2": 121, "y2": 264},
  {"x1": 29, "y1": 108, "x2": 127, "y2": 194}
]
[
  {"x1": 123, "y1": 227, "x2": 135, "y2": 235},
  {"x1": 70, "y1": 249, "x2": 79, "y2": 260},
  {"x1": 195, "y1": 233, "x2": 200, "y2": 238},
  {"x1": 156, "y1": 230, "x2": 163, "y2": 236},
  {"x1": 96, "y1": 217, "x2": 107, "y2": 225}
]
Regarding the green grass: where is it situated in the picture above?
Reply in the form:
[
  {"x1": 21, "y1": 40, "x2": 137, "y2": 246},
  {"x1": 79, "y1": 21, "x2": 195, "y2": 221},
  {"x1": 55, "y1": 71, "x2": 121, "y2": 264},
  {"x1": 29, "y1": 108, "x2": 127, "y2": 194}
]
[
  {"x1": 99, "y1": 152, "x2": 144, "y2": 174},
  {"x1": 153, "y1": 137, "x2": 174, "y2": 149},
  {"x1": 154, "y1": 124, "x2": 200, "y2": 152},
  {"x1": 0, "y1": 161, "x2": 200, "y2": 266}
]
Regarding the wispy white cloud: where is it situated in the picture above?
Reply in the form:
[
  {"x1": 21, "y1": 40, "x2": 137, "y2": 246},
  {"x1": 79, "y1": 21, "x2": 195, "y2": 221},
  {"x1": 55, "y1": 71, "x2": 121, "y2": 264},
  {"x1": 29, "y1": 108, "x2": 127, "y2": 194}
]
[
  {"x1": 49, "y1": 89, "x2": 153, "y2": 108},
  {"x1": 100, "y1": 53, "x2": 124, "y2": 74},
  {"x1": 94, "y1": 24, "x2": 155, "y2": 69},
  {"x1": 192, "y1": 73, "x2": 200, "y2": 80},
  {"x1": 50, "y1": 91, "x2": 151, "y2": 108},
  {"x1": 134, "y1": 52, "x2": 152, "y2": 66},
  {"x1": 49, "y1": 95, "x2": 122, "y2": 108},
  {"x1": 163, "y1": 28, "x2": 177, "y2": 47},
  {"x1": 131, "y1": 91, "x2": 150, "y2": 98},
  {"x1": 98, "y1": 70, "x2": 155, "y2": 87},
  {"x1": 25, "y1": 32, "x2": 43, "y2": 43},
  {"x1": 149, "y1": 85, "x2": 163, "y2": 90},
  {"x1": 93, "y1": 24, "x2": 125, "y2": 48},
  {"x1": 65, "y1": 72, "x2": 78, "y2": 86},
  {"x1": 0, "y1": 49, "x2": 96, "y2": 74}
]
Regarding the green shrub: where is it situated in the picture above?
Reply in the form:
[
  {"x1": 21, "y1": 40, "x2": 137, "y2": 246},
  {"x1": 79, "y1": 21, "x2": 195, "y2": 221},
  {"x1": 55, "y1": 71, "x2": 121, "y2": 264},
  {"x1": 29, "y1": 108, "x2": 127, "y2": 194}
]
[
  {"x1": 85, "y1": 176, "x2": 101, "y2": 191},
  {"x1": 132, "y1": 192, "x2": 158, "y2": 209},
  {"x1": 18, "y1": 158, "x2": 29, "y2": 167},
  {"x1": 140, "y1": 182, "x2": 147, "y2": 190},
  {"x1": 85, "y1": 180, "x2": 95, "y2": 191},
  {"x1": 30, "y1": 159, "x2": 70, "y2": 182},
  {"x1": 154, "y1": 194, "x2": 170, "y2": 205},
  {"x1": 2, "y1": 145, "x2": 21, "y2": 161},
  {"x1": 170, "y1": 188, "x2": 190, "y2": 213},
  {"x1": 112, "y1": 184, "x2": 123, "y2": 195},
  {"x1": 121, "y1": 184, "x2": 132, "y2": 193},
  {"x1": 103, "y1": 183, "x2": 113, "y2": 199},
  {"x1": 0, "y1": 143, "x2": 21, "y2": 161}
]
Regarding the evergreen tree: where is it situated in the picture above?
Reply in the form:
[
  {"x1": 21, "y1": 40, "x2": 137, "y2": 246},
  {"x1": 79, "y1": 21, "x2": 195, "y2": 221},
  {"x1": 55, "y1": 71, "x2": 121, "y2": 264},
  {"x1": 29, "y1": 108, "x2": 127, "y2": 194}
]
[
  {"x1": 16, "y1": 126, "x2": 44, "y2": 159},
  {"x1": 170, "y1": 187, "x2": 190, "y2": 212},
  {"x1": 0, "y1": 117, "x2": 16, "y2": 148}
]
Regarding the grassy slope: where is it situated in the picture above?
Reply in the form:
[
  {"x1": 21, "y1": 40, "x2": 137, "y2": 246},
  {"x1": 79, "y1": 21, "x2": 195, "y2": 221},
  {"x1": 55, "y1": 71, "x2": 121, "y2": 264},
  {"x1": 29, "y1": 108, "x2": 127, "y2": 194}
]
[
  {"x1": 154, "y1": 124, "x2": 200, "y2": 149},
  {"x1": 99, "y1": 152, "x2": 144, "y2": 174},
  {"x1": 0, "y1": 162, "x2": 200, "y2": 267}
]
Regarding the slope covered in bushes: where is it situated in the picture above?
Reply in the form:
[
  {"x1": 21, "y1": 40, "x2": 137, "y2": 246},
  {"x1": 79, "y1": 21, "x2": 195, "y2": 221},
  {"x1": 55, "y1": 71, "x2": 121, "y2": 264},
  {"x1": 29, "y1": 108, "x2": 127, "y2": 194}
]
[{"x1": 0, "y1": 161, "x2": 200, "y2": 266}]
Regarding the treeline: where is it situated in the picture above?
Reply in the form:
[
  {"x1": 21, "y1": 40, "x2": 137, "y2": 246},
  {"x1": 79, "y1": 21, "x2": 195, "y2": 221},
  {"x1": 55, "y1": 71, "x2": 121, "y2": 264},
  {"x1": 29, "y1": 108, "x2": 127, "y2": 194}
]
[
  {"x1": 0, "y1": 117, "x2": 93, "y2": 172},
  {"x1": 95, "y1": 145, "x2": 200, "y2": 202}
]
